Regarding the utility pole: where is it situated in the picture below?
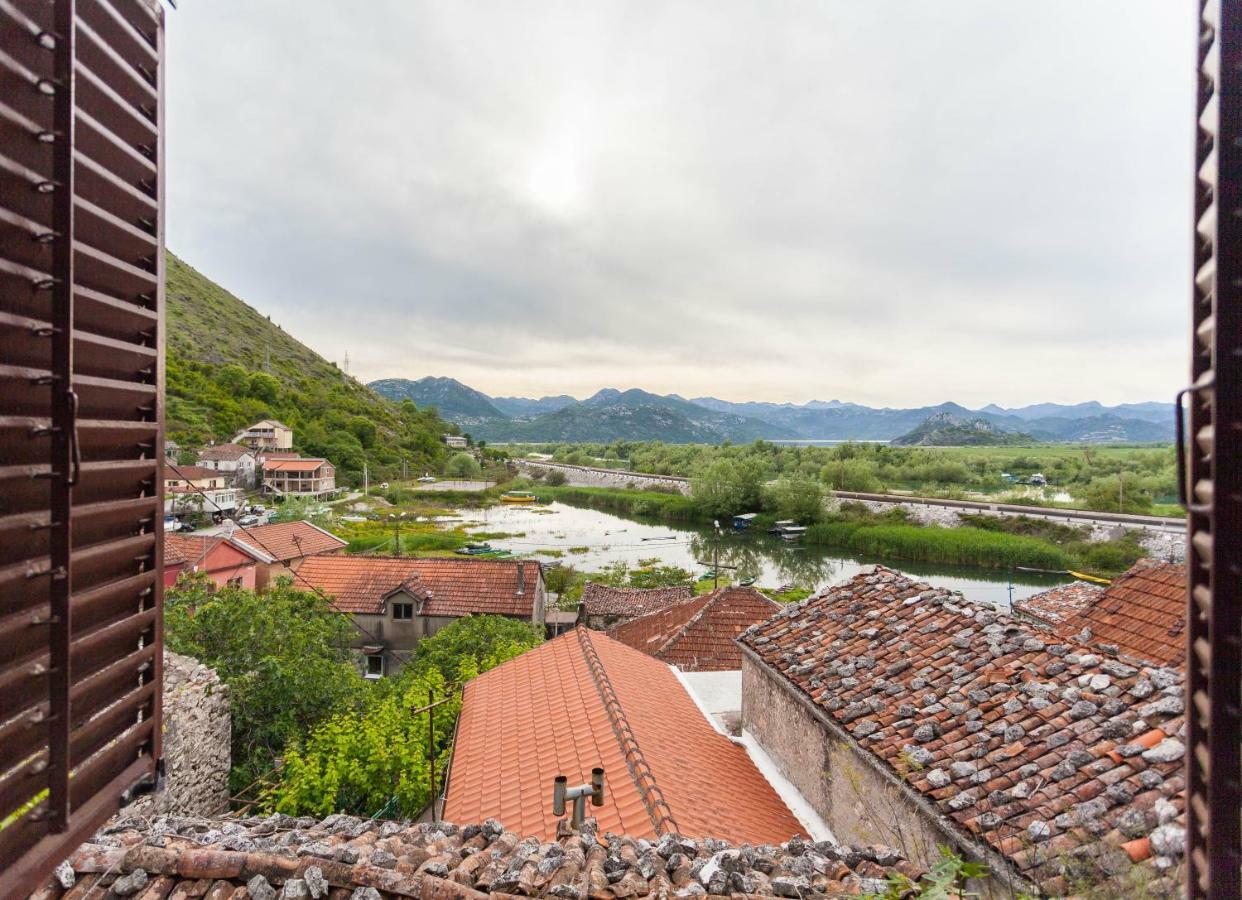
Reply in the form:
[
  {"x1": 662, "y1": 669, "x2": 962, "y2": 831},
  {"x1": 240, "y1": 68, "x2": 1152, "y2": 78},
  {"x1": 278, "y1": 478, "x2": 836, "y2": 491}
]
[
  {"x1": 403, "y1": 458, "x2": 408, "y2": 481},
  {"x1": 1119, "y1": 473, "x2": 1124, "y2": 513},
  {"x1": 364, "y1": 462, "x2": 369, "y2": 496}
]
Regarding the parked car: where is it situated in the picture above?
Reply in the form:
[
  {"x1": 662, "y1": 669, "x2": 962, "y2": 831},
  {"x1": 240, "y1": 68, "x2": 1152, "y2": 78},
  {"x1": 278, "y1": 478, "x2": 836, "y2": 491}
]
[
  {"x1": 237, "y1": 514, "x2": 259, "y2": 526},
  {"x1": 417, "y1": 475, "x2": 436, "y2": 483},
  {"x1": 380, "y1": 482, "x2": 389, "y2": 490}
]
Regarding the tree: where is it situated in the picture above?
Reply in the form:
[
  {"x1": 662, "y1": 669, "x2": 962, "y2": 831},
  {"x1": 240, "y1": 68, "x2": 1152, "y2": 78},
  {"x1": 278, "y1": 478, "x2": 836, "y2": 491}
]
[
  {"x1": 545, "y1": 469, "x2": 567, "y2": 486},
  {"x1": 765, "y1": 475, "x2": 826, "y2": 523},
  {"x1": 411, "y1": 614, "x2": 543, "y2": 682},
  {"x1": 445, "y1": 452, "x2": 482, "y2": 478},
  {"x1": 164, "y1": 572, "x2": 365, "y2": 791},
  {"x1": 690, "y1": 458, "x2": 764, "y2": 517},
  {"x1": 1080, "y1": 474, "x2": 1154, "y2": 514}
]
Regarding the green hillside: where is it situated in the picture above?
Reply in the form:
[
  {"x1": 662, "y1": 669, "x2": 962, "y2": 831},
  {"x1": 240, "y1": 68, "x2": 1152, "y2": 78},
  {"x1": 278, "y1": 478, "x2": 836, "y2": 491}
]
[{"x1": 164, "y1": 252, "x2": 453, "y2": 485}]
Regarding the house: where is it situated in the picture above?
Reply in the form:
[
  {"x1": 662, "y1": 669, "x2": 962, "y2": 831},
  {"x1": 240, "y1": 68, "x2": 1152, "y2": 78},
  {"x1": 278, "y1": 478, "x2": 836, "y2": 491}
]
[
  {"x1": 608, "y1": 585, "x2": 779, "y2": 672},
  {"x1": 579, "y1": 582, "x2": 694, "y2": 629},
  {"x1": 296, "y1": 555, "x2": 546, "y2": 676},
  {"x1": 164, "y1": 463, "x2": 244, "y2": 517},
  {"x1": 163, "y1": 533, "x2": 274, "y2": 591},
  {"x1": 238, "y1": 520, "x2": 348, "y2": 584},
  {"x1": 262, "y1": 457, "x2": 337, "y2": 497},
  {"x1": 234, "y1": 419, "x2": 294, "y2": 451},
  {"x1": 162, "y1": 534, "x2": 190, "y2": 588},
  {"x1": 737, "y1": 565, "x2": 1187, "y2": 896},
  {"x1": 1017, "y1": 561, "x2": 1186, "y2": 668},
  {"x1": 443, "y1": 433, "x2": 469, "y2": 449},
  {"x1": 194, "y1": 443, "x2": 259, "y2": 487},
  {"x1": 444, "y1": 626, "x2": 806, "y2": 845}
]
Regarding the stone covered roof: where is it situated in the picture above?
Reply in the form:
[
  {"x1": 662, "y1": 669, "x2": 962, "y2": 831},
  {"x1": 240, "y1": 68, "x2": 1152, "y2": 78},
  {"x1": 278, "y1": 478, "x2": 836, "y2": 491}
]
[
  {"x1": 1014, "y1": 580, "x2": 1105, "y2": 627},
  {"x1": 607, "y1": 586, "x2": 781, "y2": 671},
  {"x1": 35, "y1": 813, "x2": 925, "y2": 899},
  {"x1": 242, "y1": 520, "x2": 348, "y2": 563},
  {"x1": 739, "y1": 566, "x2": 1187, "y2": 894},
  {"x1": 445, "y1": 627, "x2": 803, "y2": 845},
  {"x1": 296, "y1": 556, "x2": 541, "y2": 618},
  {"x1": 195, "y1": 443, "x2": 255, "y2": 461},
  {"x1": 580, "y1": 583, "x2": 694, "y2": 619}
]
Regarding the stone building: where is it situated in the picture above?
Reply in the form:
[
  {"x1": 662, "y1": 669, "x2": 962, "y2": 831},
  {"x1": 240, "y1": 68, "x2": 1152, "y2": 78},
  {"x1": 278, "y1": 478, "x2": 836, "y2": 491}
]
[{"x1": 737, "y1": 566, "x2": 1187, "y2": 896}]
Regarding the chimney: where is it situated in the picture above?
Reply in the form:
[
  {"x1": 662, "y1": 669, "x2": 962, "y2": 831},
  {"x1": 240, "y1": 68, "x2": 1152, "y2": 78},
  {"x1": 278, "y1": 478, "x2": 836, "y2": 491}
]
[{"x1": 516, "y1": 560, "x2": 525, "y2": 596}]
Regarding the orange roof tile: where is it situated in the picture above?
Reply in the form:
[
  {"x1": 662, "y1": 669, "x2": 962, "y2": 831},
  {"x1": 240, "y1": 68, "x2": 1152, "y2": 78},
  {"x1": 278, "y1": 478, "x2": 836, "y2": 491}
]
[
  {"x1": 164, "y1": 533, "x2": 273, "y2": 567},
  {"x1": 581, "y1": 583, "x2": 693, "y2": 619},
  {"x1": 608, "y1": 586, "x2": 780, "y2": 671},
  {"x1": 163, "y1": 534, "x2": 188, "y2": 566},
  {"x1": 1057, "y1": 561, "x2": 1186, "y2": 667},
  {"x1": 445, "y1": 628, "x2": 802, "y2": 844},
  {"x1": 296, "y1": 555, "x2": 540, "y2": 618},
  {"x1": 263, "y1": 457, "x2": 330, "y2": 473},
  {"x1": 241, "y1": 520, "x2": 347, "y2": 563},
  {"x1": 165, "y1": 463, "x2": 219, "y2": 481}
]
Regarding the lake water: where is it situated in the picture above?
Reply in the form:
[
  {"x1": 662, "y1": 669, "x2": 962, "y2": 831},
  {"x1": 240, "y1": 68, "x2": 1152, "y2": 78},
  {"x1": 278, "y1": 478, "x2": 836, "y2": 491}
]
[{"x1": 445, "y1": 501, "x2": 1072, "y2": 609}]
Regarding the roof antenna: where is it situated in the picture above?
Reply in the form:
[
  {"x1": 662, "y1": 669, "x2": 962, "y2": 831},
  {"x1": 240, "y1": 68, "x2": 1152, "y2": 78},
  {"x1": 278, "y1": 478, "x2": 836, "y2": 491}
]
[{"x1": 553, "y1": 768, "x2": 605, "y2": 831}]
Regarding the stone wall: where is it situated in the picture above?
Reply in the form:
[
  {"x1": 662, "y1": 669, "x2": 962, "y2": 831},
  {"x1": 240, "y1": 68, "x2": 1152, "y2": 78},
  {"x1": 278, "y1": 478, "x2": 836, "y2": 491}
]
[
  {"x1": 515, "y1": 460, "x2": 691, "y2": 495},
  {"x1": 740, "y1": 653, "x2": 1024, "y2": 896},
  {"x1": 125, "y1": 651, "x2": 231, "y2": 818}
]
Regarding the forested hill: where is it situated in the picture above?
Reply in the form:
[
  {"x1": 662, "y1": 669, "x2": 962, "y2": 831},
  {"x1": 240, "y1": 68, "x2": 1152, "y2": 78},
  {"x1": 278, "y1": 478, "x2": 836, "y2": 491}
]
[{"x1": 164, "y1": 253, "x2": 453, "y2": 485}]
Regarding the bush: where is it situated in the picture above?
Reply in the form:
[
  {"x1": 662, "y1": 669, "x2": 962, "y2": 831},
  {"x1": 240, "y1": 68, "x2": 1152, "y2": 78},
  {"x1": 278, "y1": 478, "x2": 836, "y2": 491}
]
[
  {"x1": 805, "y1": 522, "x2": 1073, "y2": 570},
  {"x1": 544, "y1": 469, "x2": 567, "y2": 486},
  {"x1": 764, "y1": 475, "x2": 826, "y2": 523},
  {"x1": 446, "y1": 452, "x2": 482, "y2": 478}
]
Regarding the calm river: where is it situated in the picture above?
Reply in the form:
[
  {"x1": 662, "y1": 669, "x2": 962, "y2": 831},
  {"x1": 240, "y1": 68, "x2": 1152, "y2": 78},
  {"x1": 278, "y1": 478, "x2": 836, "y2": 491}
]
[{"x1": 447, "y1": 501, "x2": 1071, "y2": 609}]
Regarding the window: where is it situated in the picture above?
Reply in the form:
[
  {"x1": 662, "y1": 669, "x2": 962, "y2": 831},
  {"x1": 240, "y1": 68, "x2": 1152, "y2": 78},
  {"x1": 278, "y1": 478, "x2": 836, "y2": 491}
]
[
  {"x1": 365, "y1": 654, "x2": 385, "y2": 679},
  {"x1": 392, "y1": 602, "x2": 415, "y2": 620}
]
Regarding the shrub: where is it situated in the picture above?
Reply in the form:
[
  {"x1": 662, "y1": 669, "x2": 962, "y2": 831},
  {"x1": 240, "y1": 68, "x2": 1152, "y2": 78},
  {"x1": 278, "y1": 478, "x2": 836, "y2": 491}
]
[{"x1": 545, "y1": 469, "x2": 567, "y2": 486}]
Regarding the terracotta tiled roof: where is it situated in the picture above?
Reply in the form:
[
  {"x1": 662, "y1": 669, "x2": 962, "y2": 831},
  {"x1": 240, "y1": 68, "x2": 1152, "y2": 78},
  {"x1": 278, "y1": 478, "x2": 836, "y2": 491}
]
[
  {"x1": 446, "y1": 628, "x2": 804, "y2": 845},
  {"x1": 164, "y1": 533, "x2": 274, "y2": 566},
  {"x1": 194, "y1": 443, "x2": 254, "y2": 461},
  {"x1": 162, "y1": 534, "x2": 188, "y2": 566},
  {"x1": 164, "y1": 463, "x2": 218, "y2": 481},
  {"x1": 241, "y1": 520, "x2": 347, "y2": 563},
  {"x1": 1014, "y1": 581, "x2": 1105, "y2": 626},
  {"x1": 740, "y1": 565, "x2": 1187, "y2": 894},
  {"x1": 264, "y1": 457, "x2": 330, "y2": 473},
  {"x1": 296, "y1": 555, "x2": 540, "y2": 618},
  {"x1": 44, "y1": 814, "x2": 924, "y2": 900},
  {"x1": 608, "y1": 586, "x2": 780, "y2": 671},
  {"x1": 581, "y1": 583, "x2": 694, "y2": 619},
  {"x1": 1057, "y1": 561, "x2": 1186, "y2": 668}
]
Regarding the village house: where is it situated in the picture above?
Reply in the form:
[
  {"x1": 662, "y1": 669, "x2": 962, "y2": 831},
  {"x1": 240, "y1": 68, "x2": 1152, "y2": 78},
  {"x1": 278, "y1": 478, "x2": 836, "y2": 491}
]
[
  {"x1": 238, "y1": 520, "x2": 348, "y2": 584},
  {"x1": 262, "y1": 456, "x2": 337, "y2": 497},
  {"x1": 736, "y1": 565, "x2": 1187, "y2": 896},
  {"x1": 296, "y1": 555, "x2": 546, "y2": 677},
  {"x1": 1016, "y1": 560, "x2": 1186, "y2": 668},
  {"x1": 579, "y1": 582, "x2": 693, "y2": 629},
  {"x1": 163, "y1": 533, "x2": 274, "y2": 591},
  {"x1": 194, "y1": 442, "x2": 260, "y2": 488},
  {"x1": 164, "y1": 463, "x2": 244, "y2": 518},
  {"x1": 444, "y1": 626, "x2": 808, "y2": 845},
  {"x1": 233, "y1": 418, "x2": 294, "y2": 451},
  {"x1": 443, "y1": 433, "x2": 469, "y2": 449}
]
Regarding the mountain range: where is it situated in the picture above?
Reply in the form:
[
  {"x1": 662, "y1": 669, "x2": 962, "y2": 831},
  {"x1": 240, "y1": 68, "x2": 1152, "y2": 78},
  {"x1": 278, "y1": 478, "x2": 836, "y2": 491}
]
[{"x1": 367, "y1": 376, "x2": 1176, "y2": 445}]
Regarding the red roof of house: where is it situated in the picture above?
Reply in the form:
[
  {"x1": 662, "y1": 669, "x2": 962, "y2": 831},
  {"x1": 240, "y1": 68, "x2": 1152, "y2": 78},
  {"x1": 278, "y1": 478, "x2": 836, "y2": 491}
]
[
  {"x1": 1014, "y1": 581, "x2": 1106, "y2": 626},
  {"x1": 580, "y1": 583, "x2": 694, "y2": 619},
  {"x1": 445, "y1": 627, "x2": 802, "y2": 844},
  {"x1": 1057, "y1": 561, "x2": 1186, "y2": 667},
  {"x1": 195, "y1": 443, "x2": 254, "y2": 461},
  {"x1": 163, "y1": 534, "x2": 188, "y2": 566},
  {"x1": 165, "y1": 463, "x2": 219, "y2": 482},
  {"x1": 608, "y1": 586, "x2": 780, "y2": 671},
  {"x1": 740, "y1": 565, "x2": 1187, "y2": 889},
  {"x1": 241, "y1": 520, "x2": 347, "y2": 563},
  {"x1": 296, "y1": 555, "x2": 541, "y2": 618},
  {"x1": 264, "y1": 457, "x2": 330, "y2": 473},
  {"x1": 164, "y1": 533, "x2": 273, "y2": 567}
]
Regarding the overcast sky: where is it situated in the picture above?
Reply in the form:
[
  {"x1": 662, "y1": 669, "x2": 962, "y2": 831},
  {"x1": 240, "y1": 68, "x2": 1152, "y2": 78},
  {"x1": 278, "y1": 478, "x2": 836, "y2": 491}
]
[{"x1": 166, "y1": 1, "x2": 1195, "y2": 407}]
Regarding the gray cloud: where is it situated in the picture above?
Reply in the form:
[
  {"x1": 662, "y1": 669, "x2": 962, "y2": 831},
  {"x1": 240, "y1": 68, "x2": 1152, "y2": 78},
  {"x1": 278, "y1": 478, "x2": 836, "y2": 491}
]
[{"x1": 166, "y1": 0, "x2": 1194, "y2": 407}]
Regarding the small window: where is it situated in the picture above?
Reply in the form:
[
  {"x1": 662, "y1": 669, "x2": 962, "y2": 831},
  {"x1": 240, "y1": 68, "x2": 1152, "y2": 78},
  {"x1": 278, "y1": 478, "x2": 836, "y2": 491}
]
[
  {"x1": 392, "y1": 602, "x2": 414, "y2": 620},
  {"x1": 365, "y1": 653, "x2": 384, "y2": 679}
]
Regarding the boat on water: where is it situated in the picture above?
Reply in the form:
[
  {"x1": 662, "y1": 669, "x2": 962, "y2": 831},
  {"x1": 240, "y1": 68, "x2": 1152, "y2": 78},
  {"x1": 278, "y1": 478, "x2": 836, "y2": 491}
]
[
  {"x1": 732, "y1": 512, "x2": 758, "y2": 531},
  {"x1": 455, "y1": 543, "x2": 514, "y2": 558},
  {"x1": 768, "y1": 519, "x2": 795, "y2": 535},
  {"x1": 780, "y1": 526, "x2": 807, "y2": 541},
  {"x1": 500, "y1": 490, "x2": 537, "y2": 504},
  {"x1": 739, "y1": 576, "x2": 756, "y2": 586}
]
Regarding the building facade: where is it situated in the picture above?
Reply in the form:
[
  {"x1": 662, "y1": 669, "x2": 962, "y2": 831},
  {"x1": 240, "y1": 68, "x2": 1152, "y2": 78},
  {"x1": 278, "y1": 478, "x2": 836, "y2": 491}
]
[
  {"x1": 262, "y1": 457, "x2": 337, "y2": 497},
  {"x1": 234, "y1": 419, "x2": 294, "y2": 451},
  {"x1": 195, "y1": 443, "x2": 259, "y2": 488}
]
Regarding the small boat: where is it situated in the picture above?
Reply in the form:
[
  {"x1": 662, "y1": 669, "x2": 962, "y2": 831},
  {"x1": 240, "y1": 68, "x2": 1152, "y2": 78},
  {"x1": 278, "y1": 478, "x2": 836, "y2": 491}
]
[
  {"x1": 780, "y1": 527, "x2": 807, "y2": 542},
  {"x1": 456, "y1": 543, "x2": 495, "y2": 556},
  {"x1": 768, "y1": 519, "x2": 795, "y2": 535},
  {"x1": 739, "y1": 576, "x2": 756, "y2": 587},
  {"x1": 500, "y1": 491, "x2": 537, "y2": 504},
  {"x1": 698, "y1": 569, "x2": 718, "y2": 580},
  {"x1": 732, "y1": 513, "x2": 758, "y2": 531}
]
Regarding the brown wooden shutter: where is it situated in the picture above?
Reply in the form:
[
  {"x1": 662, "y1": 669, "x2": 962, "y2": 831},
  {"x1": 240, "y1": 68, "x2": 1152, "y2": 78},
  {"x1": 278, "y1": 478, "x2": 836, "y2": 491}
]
[
  {"x1": 0, "y1": 0, "x2": 165, "y2": 894},
  {"x1": 1185, "y1": 1, "x2": 1242, "y2": 897}
]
